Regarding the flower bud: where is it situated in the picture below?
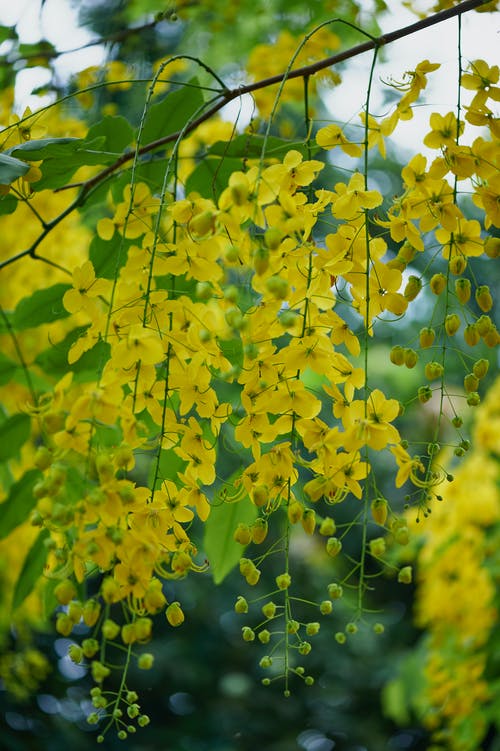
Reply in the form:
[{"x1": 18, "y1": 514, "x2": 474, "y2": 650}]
[
  {"x1": 306, "y1": 622, "x2": 320, "y2": 636},
  {"x1": 276, "y1": 573, "x2": 291, "y2": 590},
  {"x1": 102, "y1": 619, "x2": 120, "y2": 640},
  {"x1": 464, "y1": 323, "x2": 480, "y2": 346},
  {"x1": 444, "y1": 313, "x2": 461, "y2": 336},
  {"x1": 319, "y1": 517, "x2": 336, "y2": 536},
  {"x1": 370, "y1": 498, "x2": 388, "y2": 526},
  {"x1": 262, "y1": 601, "x2": 277, "y2": 619},
  {"x1": 68, "y1": 644, "x2": 83, "y2": 663},
  {"x1": 404, "y1": 348, "x2": 418, "y2": 368},
  {"x1": 476, "y1": 285, "x2": 493, "y2": 312},
  {"x1": 390, "y1": 345, "x2": 405, "y2": 365},
  {"x1": 234, "y1": 523, "x2": 252, "y2": 545},
  {"x1": 138, "y1": 653, "x2": 154, "y2": 670},
  {"x1": 430, "y1": 273, "x2": 446, "y2": 295},
  {"x1": 56, "y1": 613, "x2": 73, "y2": 636},
  {"x1": 301, "y1": 508, "x2": 316, "y2": 535},
  {"x1": 327, "y1": 583, "x2": 343, "y2": 599},
  {"x1": 121, "y1": 623, "x2": 137, "y2": 645},
  {"x1": 326, "y1": 537, "x2": 342, "y2": 557},
  {"x1": 166, "y1": 602, "x2": 185, "y2": 627},
  {"x1": 252, "y1": 485, "x2": 269, "y2": 507},
  {"x1": 264, "y1": 227, "x2": 283, "y2": 250},
  {"x1": 54, "y1": 579, "x2": 77, "y2": 605},
  {"x1": 320, "y1": 600, "x2": 333, "y2": 615},
  {"x1": 242, "y1": 626, "x2": 255, "y2": 642},
  {"x1": 476, "y1": 315, "x2": 492, "y2": 336},
  {"x1": 288, "y1": 500, "x2": 303, "y2": 524},
  {"x1": 472, "y1": 359, "x2": 489, "y2": 380},
  {"x1": 34, "y1": 446, "x2": 53, "y2": 470},
  {"x1": 419, "y1": 327, "x2": 435, "y2": 348},
  {"x1": 251, "y1": 518, "x2": 268, "y2": 544},
  {"x1": 466, "y1": 392, "x2": 481, "y2": 406},
  {"x1": 253, "y1": 246, "x2": 269, "y2": 275},
  {"x1": 83, "y1": 599, "x2": 101, "y2": 627},
  {"x1": 235, "y1": 596, "x2": 249, "y2": 614},
  {"x1": 82, "y1": 638, "x2": 99, "y2": 658},
  {"x1": 398, "y1": 566, "x2": 412, "y2": 584},
  {"x1": 369, "y1": 537, "x2": 386, "y2": 557},
  {"x1": 448, "y1": 254, "x2": 467, "y2": 275},
  {"x1": 135, "y1": 617, "x2": 153, "y2": 642},
  {"x1": 258, "y1": 629, "x2": 271, "y2": 644},
  {"x1": 454, "y1": 278, "x2": 471, "y2": 304},
  {"x1": 404, "y1": 275, "x2": 422, "y2": 301},
  {"x1": 265, "y1": 275, "x2": 289, "y2": 300},
  {"x1": 425, "y1": 361, "x2": 444, "y2": 380},
  {"x1": 418, "y1": 385, "x2": 433, "y2": 403},
  {"x1": 464, "y1": 373, "x2": 479, "y2": 393}
]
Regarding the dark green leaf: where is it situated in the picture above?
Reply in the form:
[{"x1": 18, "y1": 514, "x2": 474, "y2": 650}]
[
  {"x1": 85, "y1": 115, "x2": 135, "y2": 153},
  {"x1": 0, "y1": 469, "x2": 41, "y2": 540},
  {"x1": 12, "y1": 283, "x2": 72, "y2": 331},
  {"x1": 185, "y1": 156, "x2": 240, "y2": 201},
  {"x1": 0, "y1": 352, "x2": 19, "y2": 385},
  {"x1": 204, "y1": 472, "x2": 257, "y2": 584},
  {"x1": 9, "y1": 137, "x2": 120, "y2": 190},
  {"x1": 0, "y1": 24, "x2": 17, "y2": 44},
  {"x1": 89, "y1": 233, "x2": 130, "y2": 279},
  {"x1": 0, "y1": 152, "x2": 29, "y2": 184},
  {"x1": 140, "y1": 80, "x2": 205, "y2": 147},
  {"x1": 8, "y1": 137, "x2": 82, "y2": 159},
  {"x1": 0, "y1": 192, "x2": 18, "y2": 215},
  {"x1": 12, "y1": 529, "x2": 50, "y2": 611},
  {"x1": 0, "y1": 413, "x2": 31, "y2": 461}
]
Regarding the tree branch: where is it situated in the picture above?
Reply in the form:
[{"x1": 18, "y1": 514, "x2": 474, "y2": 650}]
[{"x1": 0, "y1": 0, "x2": 491, "y2": 272}]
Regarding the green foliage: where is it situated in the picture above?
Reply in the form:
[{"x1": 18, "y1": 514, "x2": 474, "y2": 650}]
[
  {"x1": 12, "y1": 529, "x2": 50, "y2": 611},
  {"x1": 0, "y1": 470, "x2": 41, "y2": 540},
  {"x1": 204, "y1": 479, "x2": 258, "y2": 584}
]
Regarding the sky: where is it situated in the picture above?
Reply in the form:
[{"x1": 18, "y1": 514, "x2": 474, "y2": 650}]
[{"x1": 0, "y1": 0, "x2": 499, "y2": 156}]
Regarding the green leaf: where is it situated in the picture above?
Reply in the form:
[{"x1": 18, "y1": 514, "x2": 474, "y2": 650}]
[
  {"x1": 0, "y1": 413, "x2": 31, "y2": 461},
  {"x1": 8, "y1": 137, "x2": 119, "y2": 190},
  {"x1": 89, "y1": 234, "x2": 130, "y2": 279},
  {"x1": 0, "y1": 152, "x2": 29, "y2": 184},
  {"x1": 185, "y1": 156, "x2": 241, "y2": 201},
  {"x1": 85, "y1": 115, "x2": 135, "y2": 153},
  {"x1": 0, "y1": 469, "x2": 41, "y2": 540},
  {"x1": 12, "y1": 283, "x2": 72, "y2": 331},
  {"x1": 0, "y1": 24, "x2": 17, "y2": 44},
  {"x1": 204, "y1": 473, "x2": 258, "y2": 584},
  {"x1": 12, "y1": 528, "x2": 50, "y2": 611},
  {"x1": 0, "y1": 192, "x2": 18, "y2": 216},
  {"x1": 140, "y1": 79, "x2": 205, "y2": 146},
  {"x1": 0, "y1": 352, "x2": 19, "y2": 386}
]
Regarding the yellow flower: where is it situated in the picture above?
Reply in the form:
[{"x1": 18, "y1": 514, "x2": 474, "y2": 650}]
[
  {"x1": 342, "y1": 389, "x2": 400, "y2": 451},
  {"x1": 331, "y1": 172, "x2": 382, "y2": 220},
  {"x1": 316, "y1": 124, "x2": 362, "y2": 157},
  {"x1": 435, "y1": 218, "x2": 483, "y2": 260},
  {"x1": 63, "y1": 260, "x2": 109, "y2": 314},
  {"x1": 423, "y1": 111, "x2": 464, "y2": 149},
  {"x1": 112, "y1": 324, "x2": 165, "y2": 368}
]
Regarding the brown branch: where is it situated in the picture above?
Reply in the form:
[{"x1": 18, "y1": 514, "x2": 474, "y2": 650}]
[
  {"x1": 0, "y1": 0, "x2": 490, "y2": 272},
  {"x1": 63, "y1": 0, "x2": 490, "y2": 194}
]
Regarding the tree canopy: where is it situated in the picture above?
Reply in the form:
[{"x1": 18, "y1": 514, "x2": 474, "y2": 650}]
[{"x1": 0, "y1": 1, "x2": 499, "y2": 749}]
